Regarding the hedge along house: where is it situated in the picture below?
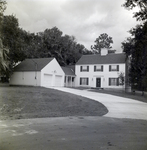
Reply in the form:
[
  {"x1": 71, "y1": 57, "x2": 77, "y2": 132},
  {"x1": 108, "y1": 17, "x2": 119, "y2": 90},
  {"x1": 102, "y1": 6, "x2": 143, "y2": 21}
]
[
  {"x1": 62, "y1": 66, "x2": 76, "y2": 87},
  {"x1": 9, "y1": 58, "x2": 65, "y2": 87},
  {"x1": 75, "y1": 49, "x2": 127, "y2": 89}
]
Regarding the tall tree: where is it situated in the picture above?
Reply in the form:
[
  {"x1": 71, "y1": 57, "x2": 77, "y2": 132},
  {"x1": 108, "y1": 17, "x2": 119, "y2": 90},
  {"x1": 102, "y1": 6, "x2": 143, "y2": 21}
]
[
  {"x1": 0, "y1": 38, "x2": 9, "y2": 75},
  {"x1": 122, "y1": 23, "x2": 147, "y2": 93},
  {"x1": 91, "y1": 33, "x2": 113, "y2": 54},
  {"x1": 18, "y1": 30, "x2": 42, "y2": 59},
  {"x1": 39, "y1": 27, "x2": 65, "y2": 64},
  {"x1": 122, "y1": 0, "x2": 147, "y2": 93},
  {"x1": 2, "y1": 15, "x2": 26, "y2": 65},
  {"x1": 0, "y1": 0, "x2": 9, "y2": 78},
  {"x1": 37, "y1": 27, "x2": 90, "y2": 65},
  {"x1": 0, "y1": 0, "x2": 6, "y2": 25}
]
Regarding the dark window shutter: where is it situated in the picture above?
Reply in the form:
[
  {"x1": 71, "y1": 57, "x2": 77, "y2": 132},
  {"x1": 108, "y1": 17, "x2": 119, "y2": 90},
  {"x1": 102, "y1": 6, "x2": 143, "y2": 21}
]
[
  {"x1": 87, "y1": 78, "x2": 89, "y2": 85},
  {"x1": 94, "y1": 66, "x2": 96, "y2": 72},
  {"x1": 87, "y1": 66, "x2": 89, "y2": 71},
  {"x1": 80, "y1": 66, "x2": 82, "y2": 72},
  {"x1": 117, "y1": 78, "x2": 119, "y2": 86},
  {"x1": 101, "y1": 65, "x2": 103, "y2": 71},
  {"x1": 109, "y1": 78, "x2": 111, "y2": 86},
  {"x1": 80, "y1": 78, "x2": 82, "y2": 85},
  {"x1": 117, "y1": 65, "x2": 119, "y2": 71},
  {"x1": 109, "y1": 65, "x2": 111, "y2": 71}
]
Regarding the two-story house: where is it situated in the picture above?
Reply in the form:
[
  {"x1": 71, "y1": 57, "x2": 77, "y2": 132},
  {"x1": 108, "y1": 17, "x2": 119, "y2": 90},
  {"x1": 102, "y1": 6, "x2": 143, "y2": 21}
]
[{"x1": 75, "y1": 49, "x2": 126, "y2": 89}]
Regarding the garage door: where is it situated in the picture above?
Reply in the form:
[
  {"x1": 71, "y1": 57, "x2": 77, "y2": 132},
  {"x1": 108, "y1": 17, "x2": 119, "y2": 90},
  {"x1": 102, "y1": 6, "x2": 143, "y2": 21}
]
[
  {"x1": 43, "y1": 74, "x2": 52, "y2": 87},
  {"x1": 55, "y1": 75, "x2": 62, "y2": 87}
]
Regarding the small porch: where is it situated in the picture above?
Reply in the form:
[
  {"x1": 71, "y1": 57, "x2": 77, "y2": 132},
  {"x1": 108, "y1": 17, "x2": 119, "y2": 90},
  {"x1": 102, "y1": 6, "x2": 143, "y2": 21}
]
[
  {"x1": 64, "y1": 75, "x2": 75, "y2": 87},
  {"x1": 62, "y1": 66, "x2": 76, "y2": 87}
]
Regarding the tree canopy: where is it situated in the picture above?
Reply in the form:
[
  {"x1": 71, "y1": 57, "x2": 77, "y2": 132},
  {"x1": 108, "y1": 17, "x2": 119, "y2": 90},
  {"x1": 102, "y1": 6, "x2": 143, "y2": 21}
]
[
  {"x1": 0, "y1": 0, "x2": 10, "y2": 78},
  {"x1": 0, "y1": 38, "x2": 9, "y2": 74},
  {"x1": 0, "y1": 0, "x2": 6, "y2": 18},
  {"x1": 91, "y1": 33, "x2": 113, "y2": 54},
  {"x1": 25, "y1": 27, "x2": 91, "y2": 66},
  {"x1": 1, "y1": 13, "x2": 92, "y2": 78},
  {"x1": 123, "y1": 0, "x2": 147, "y2": 21},
  {"x1": 122, "y1": 23, "x2": 147, "y2": 92},
  {"x1": 122, "y1": 0, "x2": 147, "y2": 92}
]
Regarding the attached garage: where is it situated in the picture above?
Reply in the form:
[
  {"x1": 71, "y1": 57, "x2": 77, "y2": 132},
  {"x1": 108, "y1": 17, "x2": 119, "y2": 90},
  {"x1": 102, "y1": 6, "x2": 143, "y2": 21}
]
[
  {"x1": 43, "y1": 74, "x2": 53, "y2": 87},
  {"x1": 10, "y1": 58, "x2": 65, "y2": 88},
  {"x1": 55, "y1": 75, "x2": 62, "y2": 87}
]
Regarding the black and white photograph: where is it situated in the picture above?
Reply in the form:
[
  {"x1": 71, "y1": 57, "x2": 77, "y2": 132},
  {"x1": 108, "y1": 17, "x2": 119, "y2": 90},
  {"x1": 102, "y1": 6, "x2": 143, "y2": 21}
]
[{"x1": 0, "y1": 0, "x2": 147, "y2": 149}]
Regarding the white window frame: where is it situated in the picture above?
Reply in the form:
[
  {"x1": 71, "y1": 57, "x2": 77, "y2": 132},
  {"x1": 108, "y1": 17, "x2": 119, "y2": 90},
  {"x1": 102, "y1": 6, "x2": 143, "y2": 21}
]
[
  {"x1": 109, "y1": 78, "x2": 119, "y2": 86},
  {"x1": 80, "y1": 78, "x2": 89, "y2": 85},
  {"x1": 80, "y1": 66, "x2": 89, "y2": 72},
  {"x1": 94, "y1": 65, "x2": 103, "y2": 72},
  {"x1": 109, "y1": 65, "x2": 119, "y2": 71}
]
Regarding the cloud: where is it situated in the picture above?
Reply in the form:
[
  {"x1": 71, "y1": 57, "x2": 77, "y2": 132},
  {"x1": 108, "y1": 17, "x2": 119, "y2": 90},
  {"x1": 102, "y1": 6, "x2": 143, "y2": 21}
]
[{"x1": 5, "y1": 0, "x2": 137, "y2": 52}]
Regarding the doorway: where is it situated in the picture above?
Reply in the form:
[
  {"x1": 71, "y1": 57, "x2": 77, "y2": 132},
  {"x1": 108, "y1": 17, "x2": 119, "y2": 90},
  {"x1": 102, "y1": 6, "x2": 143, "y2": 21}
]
[{"x1": 96, "y1": 78, "x2": 101, "y2": 87}]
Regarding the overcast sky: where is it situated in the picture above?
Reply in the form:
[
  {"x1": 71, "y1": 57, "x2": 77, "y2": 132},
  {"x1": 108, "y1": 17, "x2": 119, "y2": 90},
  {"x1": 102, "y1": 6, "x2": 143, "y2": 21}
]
[{"x1": 4, "y1": 0, "x2": 138, "y2": 52}]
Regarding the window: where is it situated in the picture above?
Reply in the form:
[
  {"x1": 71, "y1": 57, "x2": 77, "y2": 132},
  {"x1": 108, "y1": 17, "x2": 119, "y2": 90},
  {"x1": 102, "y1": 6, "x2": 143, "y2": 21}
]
[
  {"x1": 109, "y1": 65, "x2": 119, "y2": 71},
  {"x1": 72, "y1": 77, "x2": 74, "y2": 82},
  {"x1": 80, "y1": 78, "x2": 89, "y2": 85},
  {"x1": 94, "y1": 65, "x2": 103, "y2": 72},
  {"x1": 80, "y1": 66, "x2": 89, "y2": 72},
  {"x1": 109, "y1": 78, "x2": 119, "y2": 86}
]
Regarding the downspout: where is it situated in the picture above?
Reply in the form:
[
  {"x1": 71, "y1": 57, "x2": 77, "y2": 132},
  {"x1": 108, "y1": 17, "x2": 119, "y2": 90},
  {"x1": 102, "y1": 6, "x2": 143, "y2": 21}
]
[{"x1": 31, "y1": 59, "x2": 38, "y2": 86}]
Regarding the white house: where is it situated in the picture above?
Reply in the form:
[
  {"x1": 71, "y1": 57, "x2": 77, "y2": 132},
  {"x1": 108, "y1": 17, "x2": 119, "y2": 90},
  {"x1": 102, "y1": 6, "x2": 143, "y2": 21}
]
[
  {"x1": 9, "y1": 58, "x2": 65, "y2": 87},
  {"x1": 9, "y1": 49, "x2": 128, "y2": 89},
  {"x1": 75, "y1": 49, "x2": 127, "y2": 89}
]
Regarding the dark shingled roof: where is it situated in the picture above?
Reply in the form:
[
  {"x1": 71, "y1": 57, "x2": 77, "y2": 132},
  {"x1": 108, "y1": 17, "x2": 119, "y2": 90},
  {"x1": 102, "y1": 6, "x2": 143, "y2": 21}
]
[
  {"x1": 62, "y1": 66, "x2": 75, "y2": 76},
  {"x1": 76, "y1": 53, "x2": 126, "y2": 65},
  {"x1": 14, "y1": 58, "x2": 54, "y2": 71}
]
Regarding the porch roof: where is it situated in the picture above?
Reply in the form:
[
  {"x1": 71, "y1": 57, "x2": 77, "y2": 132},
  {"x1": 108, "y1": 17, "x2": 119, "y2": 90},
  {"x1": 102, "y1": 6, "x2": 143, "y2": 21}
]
[{"x1": 62, "y1": 67, "x2": 76, "y2": 76}]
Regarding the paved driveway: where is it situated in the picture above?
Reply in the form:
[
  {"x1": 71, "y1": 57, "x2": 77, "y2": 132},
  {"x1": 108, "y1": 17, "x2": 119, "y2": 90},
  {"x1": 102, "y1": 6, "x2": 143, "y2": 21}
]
[{"x1": 52, "y1": 87, "x2": 147, "y2": 120}]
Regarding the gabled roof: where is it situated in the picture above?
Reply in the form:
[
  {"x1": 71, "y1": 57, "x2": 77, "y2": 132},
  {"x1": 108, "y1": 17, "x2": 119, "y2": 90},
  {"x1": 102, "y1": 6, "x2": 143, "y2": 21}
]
[
  {"x1": 62, "y1": 66, "x2": 76, "y2": 76},
  {"x1": 65, "y1": 65, "x2": 75, "y2": 72},
  {"x1": 14, "y1": 58, "x2": 54, "y2": 71},
  {"x1": 76, "y1": 53, "x2": 126, "y2": 65}
]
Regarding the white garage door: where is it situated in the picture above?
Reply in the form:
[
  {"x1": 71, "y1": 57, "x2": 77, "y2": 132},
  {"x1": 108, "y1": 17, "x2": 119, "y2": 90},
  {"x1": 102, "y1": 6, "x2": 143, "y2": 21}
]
[
  {"x1": 43, "y1": 74, "x2": 52, "y2": 87},
  {"x1": 55, "y1": 75, "x2": 62, "y2": 87}
]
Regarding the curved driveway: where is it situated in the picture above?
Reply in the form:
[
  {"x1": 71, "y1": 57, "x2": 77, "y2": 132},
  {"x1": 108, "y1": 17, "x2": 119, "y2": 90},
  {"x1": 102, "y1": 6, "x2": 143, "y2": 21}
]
[{"x1": 52, "y1": 87, "x2": 147, "y2": 120}]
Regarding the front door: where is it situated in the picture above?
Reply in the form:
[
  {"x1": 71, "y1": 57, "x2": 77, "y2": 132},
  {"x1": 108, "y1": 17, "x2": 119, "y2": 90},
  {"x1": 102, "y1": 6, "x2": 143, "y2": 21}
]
[{"x1": 96, "y1": 78, "x2": 101, "y2": 87}]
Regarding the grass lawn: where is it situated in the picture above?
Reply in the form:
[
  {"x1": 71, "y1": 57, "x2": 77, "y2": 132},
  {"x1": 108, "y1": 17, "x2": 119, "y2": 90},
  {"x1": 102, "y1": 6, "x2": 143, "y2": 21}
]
[
  {"x1": 89, "y1": 88, "x2": 147, "y2": 103},
  {"x1": 73, "y1": 86, "x2": 147, "y2": 103},
  {"x1": 0, "y1": 86, "x2": 108, "y2": 120}
]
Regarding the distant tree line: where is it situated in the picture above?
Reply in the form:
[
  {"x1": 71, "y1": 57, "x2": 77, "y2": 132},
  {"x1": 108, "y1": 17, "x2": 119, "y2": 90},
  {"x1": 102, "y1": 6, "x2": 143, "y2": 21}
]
[
  {"x1": 2, "y1": 18, "x2": 92, "y2": 66},
  {"x1": 0, "y1": 1, "x2": 93, "y2": 79},
  {"x1": 0, "y1": 0, "x2": 114, "y2": 81}
]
